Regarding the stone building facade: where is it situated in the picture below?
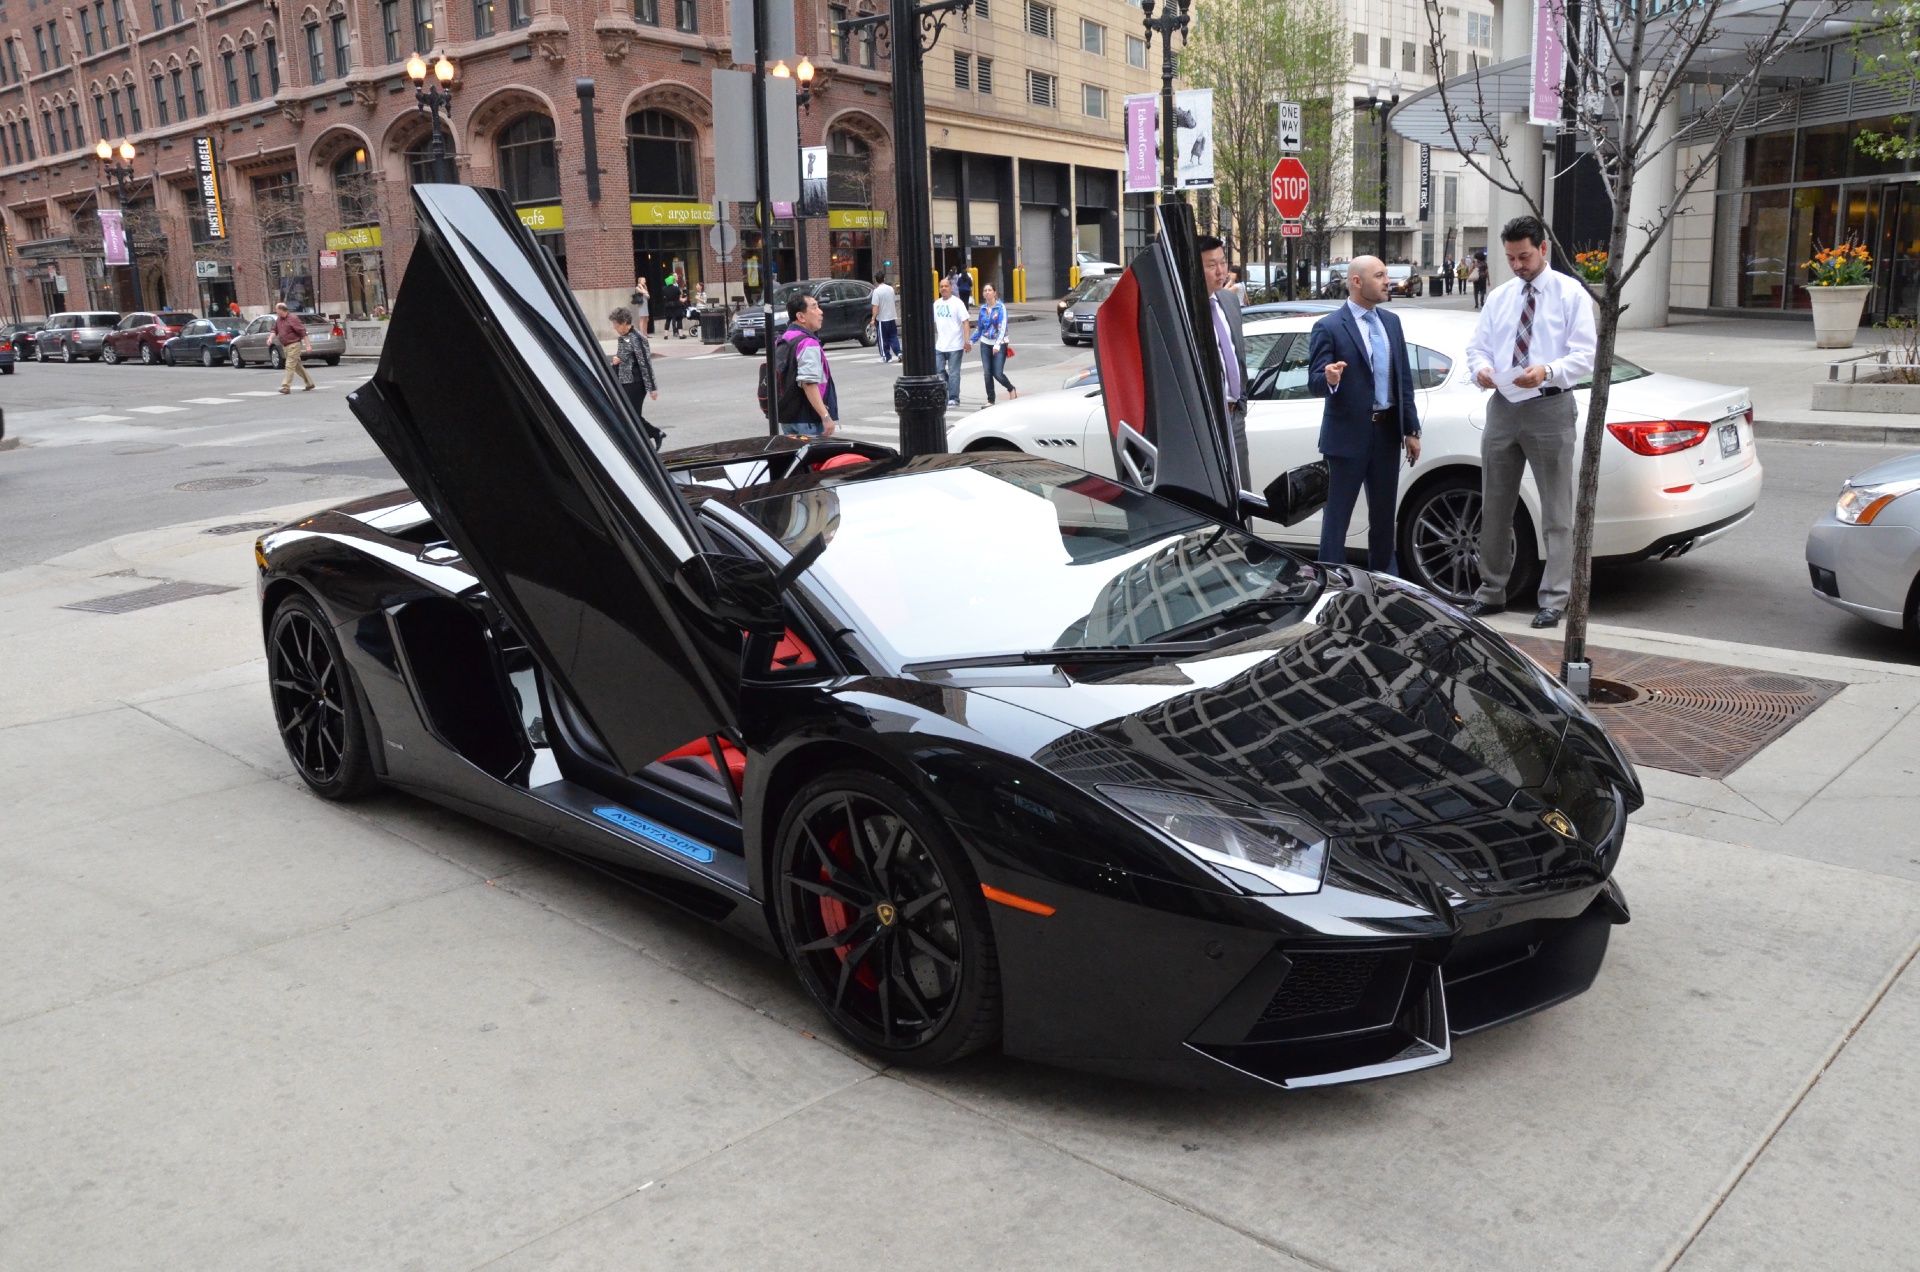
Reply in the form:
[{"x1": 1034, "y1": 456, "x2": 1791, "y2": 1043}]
[{"x1": 0, "y1": 0, "x2": 896, "y2": 330}]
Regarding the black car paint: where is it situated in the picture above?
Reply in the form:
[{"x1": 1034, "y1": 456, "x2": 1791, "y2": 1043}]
[
  {"x1": 256, "y1": 184, "x2": 1639, "y2": 1091},
  {"x1": 732, "y1": 279, "x2": 876, "y2": 353}
]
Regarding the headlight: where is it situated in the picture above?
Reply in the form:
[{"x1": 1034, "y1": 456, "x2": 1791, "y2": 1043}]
[
  {"x1": 1099, "y1": 785, "x2": 1327, "y2": 895},
  {"x1": 1835, "y1": 477, "x2": 1920, "y2": 526}
]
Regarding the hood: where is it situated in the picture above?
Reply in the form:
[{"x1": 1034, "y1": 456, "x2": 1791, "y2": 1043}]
[{"x1": 1843, "y1": 450, "x2": 1920, "y2": 486}]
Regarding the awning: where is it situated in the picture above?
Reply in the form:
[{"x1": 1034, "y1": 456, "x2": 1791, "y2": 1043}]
[{"x1": 1388, "y1": 57, "x2": 1532, "y2": 154}]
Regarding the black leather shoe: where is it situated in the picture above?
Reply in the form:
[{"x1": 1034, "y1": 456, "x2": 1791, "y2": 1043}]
[
  {"x1": 1460, "y1": 601, "x2": 1505, "y2": 618},
  {"x1": 1531, "y1": 607, "x2": 1564, "y2": 628}
]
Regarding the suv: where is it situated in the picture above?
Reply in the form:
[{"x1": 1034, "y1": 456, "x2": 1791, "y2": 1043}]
[
  {"x1": 103, "y1": 311, "x2": 199, "y2": 365},
  {"x1": 731, "y1": 280, "x2": 877, "y2": 355},
  {"x1": 230, "y1": 312, "x2": 348, "y2": 367},
  {"x1": 33, "y1": 311, "x2": 123, "y2": 361}
]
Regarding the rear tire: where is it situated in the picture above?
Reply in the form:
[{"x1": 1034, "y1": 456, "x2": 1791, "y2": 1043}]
[
  {"x1": 323, "y1": 355, "x2": 340, "y2": 366},
  {"x1": 773, "y1": 769, "x2": 1000, "y2": 1067},
  {"x1": 202, "y1": 347, "x2": 216, "y2": 367},
  {"x1": 63, "y1": 344, "x2": 76, "y2": 363},
  {"x1": 1397, "y1": 471, "x2": 1541, "y2": 606},
  {"x1": 270, "y1": 346, "x2": 285, "y2": 369},
  {"x1": 859, "y1": 320, "x2": 878, "y2": 348},
  {"x1": 141, "y1": 344, "x2": 157, "y2": 365},
  {"x1": 267, "y1": 595, "x2": 379, "y2": 801}
]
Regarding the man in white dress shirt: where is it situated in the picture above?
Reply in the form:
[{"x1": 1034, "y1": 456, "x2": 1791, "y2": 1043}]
[{"x1": 1462, "y1": 215, "x2": 1597, "y2": 628}]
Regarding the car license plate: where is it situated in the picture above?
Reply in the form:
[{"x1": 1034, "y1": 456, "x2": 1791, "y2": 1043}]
[
  {"x1": 1077, "y1": 320, "x2": 1095, "y2": 332},
  {"x1": 1719, "y1": 422, "x2": 1741, "y2": 458}
]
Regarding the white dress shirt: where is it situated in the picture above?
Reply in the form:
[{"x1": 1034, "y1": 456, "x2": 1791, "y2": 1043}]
[{"x1": 1464, "y1": 266, "x2": 1598, "y2": 401}]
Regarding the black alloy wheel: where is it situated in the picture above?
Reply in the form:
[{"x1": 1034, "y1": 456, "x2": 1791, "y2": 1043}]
[
  {"x1": 268, "y1": 596, "x2": 378, "y2": 799},
  {"x1": 1396, "y1": 472, "x2": 1540, "y2": 606},
  {"x1": 775, "y1": 771, "x2": 1000, "y2": 1065},
  {"x1": 140, "y1": 343, "x2": 157, "y2": 365},
  {"x1": 103, "y1": 343, "x2": 121, "y2": 365},
  {"x1": 202, "y1": 346, "x2": 217, "y2": 368}
]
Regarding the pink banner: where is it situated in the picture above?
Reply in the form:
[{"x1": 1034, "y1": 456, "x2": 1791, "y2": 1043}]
[
  {"x1": 1124, "y1": 94, "x2": 1158, "y2": 194},
  {"x1": 1530, "y1": 0, "x2": 1565, "y2": 126},
  {"x1": 99, "y1": 208, "x2": 129, "y2": 267},
  {"x1": 773, "y1": 201, "x2": 794, "y2": 219}
]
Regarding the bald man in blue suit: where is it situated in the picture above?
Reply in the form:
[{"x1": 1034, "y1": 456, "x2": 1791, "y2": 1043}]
[{"x1": 1307, "y1": 255, "x2": 1421, "y2": 572}]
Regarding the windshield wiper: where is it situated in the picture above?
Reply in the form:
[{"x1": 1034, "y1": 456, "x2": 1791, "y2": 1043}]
[
  {"x1": 1141, "y1": 592, "x2": 1315, "y2": 646},
  {"x1": 902, "y1": 626, "x2": 1272, "y2": 675}
]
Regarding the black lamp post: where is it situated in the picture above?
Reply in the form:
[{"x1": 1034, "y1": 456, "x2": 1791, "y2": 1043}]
[
  {"x1": 772, "y1": 56, "x2": 817, "y2": 280},
  {"x1": 95, "y1": 138, "x2": 144, "y2": 312},
  {"x1": 407, "y1": 53, "x2": 457, "y2": 182},
  {"x1": 1139, "y1": 0, "x2": 1191, "y2": 201},
  {"x1": 1354, "y1": 79, "x2": 1400, "y2": 261},
  {"x1": 839, "y1": 0, "x2": 974, "y2": 459}
]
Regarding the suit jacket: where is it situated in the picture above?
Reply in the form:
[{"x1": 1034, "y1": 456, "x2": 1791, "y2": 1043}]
[
  {"x1": 1307, "y1": 303, "x2": 1420, "y2": 460},
  {"x1": 1211, "y1": 287, "x2": 1251, "y2": 487}
]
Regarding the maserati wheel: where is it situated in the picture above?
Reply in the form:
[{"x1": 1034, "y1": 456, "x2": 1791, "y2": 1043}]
[
  {"x1": 774, "y1": 771, "x2": 999, "y2": 1066},
  {"x1": 268, "y1": 596, "x2": 378, "y2": 800},
  {"x1": 1397, "y1": 472, "x2": 1539, "y2": 606}
]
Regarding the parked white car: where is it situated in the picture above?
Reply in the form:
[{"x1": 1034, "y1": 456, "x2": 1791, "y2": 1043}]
[
  {"x1": 949, "y1": 309, "x2": 1762, "y2": 602},
  {"x1": 1075, "y1": 251, "x2": 1123, "y2": 277}
]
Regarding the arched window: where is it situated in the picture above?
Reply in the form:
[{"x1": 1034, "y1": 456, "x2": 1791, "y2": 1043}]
[
  {"x1": 333, "y1": 146, "x2": 378, "y2": 226},
  {"x1": 497, "y1": 114, "x2": 558, "y2": 205},
  {"x1": 626, "y1": 109, "x2": 696, "y2": 199},
  {"x1": 827, "y1": 128, "x2": 871, "y2": 207},
  {"x1": 405, "y1": 136, "x2": 437, "y2": 186}
]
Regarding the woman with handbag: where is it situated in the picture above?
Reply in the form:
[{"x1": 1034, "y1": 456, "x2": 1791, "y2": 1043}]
[
  {"x1": 976, "y1": 283, "x2": 1018, "y2": 405},
  {"x1": 608, "y1": 307, "x2": 664, "y2": 446}
]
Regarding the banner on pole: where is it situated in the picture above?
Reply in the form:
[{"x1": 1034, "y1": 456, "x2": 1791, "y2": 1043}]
[
  {"x1": 1530, "y1": 0, "x2": 1566, "y2": 126},
  {"x1": 99, "y1": 209, "x2": 129, "y2": 266},
  {"x1": 799, "y1": 146, "x2": 829, "y2": 218},
  {"x1": 193, "y1": 136, "x2": 228, "y2": 240},
  {"x1": 1124, "y1": 95, "x2": 1157, "y2": 193},
  {"x1": 1418, "y1": 145, "x2": 1432, "y2": 221},
  {"x1": 1173, "y1": 88, "x2": 1214, "y2": 190}
]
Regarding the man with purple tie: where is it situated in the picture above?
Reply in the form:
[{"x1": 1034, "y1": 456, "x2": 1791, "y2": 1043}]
[{"x1": 1197, "y1": 236, "x2": 1251, "y2": 489}]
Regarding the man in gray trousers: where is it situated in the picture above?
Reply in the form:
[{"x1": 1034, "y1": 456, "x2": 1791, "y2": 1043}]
[{"x1": 1461, "y1": 215, "x2": 1597, "y2": 628}]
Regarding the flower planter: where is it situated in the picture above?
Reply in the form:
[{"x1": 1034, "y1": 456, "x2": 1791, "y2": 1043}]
[{"x1": 1809, "y1": 285, "x2": 1871, "y2": 349}]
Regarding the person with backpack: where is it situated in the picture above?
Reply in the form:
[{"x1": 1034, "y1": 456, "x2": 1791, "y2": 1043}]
[{"x1": 759, "y1": 291, "x2": 838, "y2": 436}]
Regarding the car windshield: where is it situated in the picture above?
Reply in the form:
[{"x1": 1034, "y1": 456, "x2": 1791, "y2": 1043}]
[
  {"x1": 742, "y1": 459, "x2": 1318, "y2": 666},
  {"x1": 1072, "y1": 278, "x2": 1118, "y2": 307}
]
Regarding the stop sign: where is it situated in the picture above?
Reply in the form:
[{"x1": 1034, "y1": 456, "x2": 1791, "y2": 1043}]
[{"x1": 1271, "y1": 157, "x2": 1310, "y2": 220}]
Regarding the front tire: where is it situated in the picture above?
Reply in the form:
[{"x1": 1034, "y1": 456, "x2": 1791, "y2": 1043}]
[
  {"x1": 103, "y1": 344, "x2": 120, "y2": 365},
  {"x1": 268, "y1": 595, "x2": 379, "y2": 800},
  {"x1": 773, "y1": 770, "x2": 1000, "y2": 1067},
  {"x1": 859, "y1": 319, "x2": 878, "y2": 348},
  {"x1": 202, "y1": 347, "x2": 217, "y2": 367},
  {"x1": 232, "y1": 346, "x2": 245, "y2": 367},
  {"x1": 1397, "y1": 471, "x2": 1541, "y2": 606}
]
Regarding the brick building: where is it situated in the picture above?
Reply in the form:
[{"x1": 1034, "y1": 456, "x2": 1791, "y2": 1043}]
[{"x1": 0, "y1": 0, "x2": 897, "y2": 332}]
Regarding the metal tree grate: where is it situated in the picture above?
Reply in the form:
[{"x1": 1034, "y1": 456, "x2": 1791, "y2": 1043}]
[
  {"x1": 174, "y1": 476, "x2": 267, "y2": 492},
  {"x1": 1507, "y1": 635, "x2": 1845, "y2": 780},
  {"x1": 62, "y1": 581, "x2": 240, "y2": 614},
  {"x1": 202, "y1": 521, "x2": 280, "y2": 536}
]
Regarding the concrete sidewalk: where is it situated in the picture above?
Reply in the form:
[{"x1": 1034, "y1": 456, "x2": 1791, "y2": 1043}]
[{"x1": 5, "y1": 505, "x2": 1920, "y2": 1269}]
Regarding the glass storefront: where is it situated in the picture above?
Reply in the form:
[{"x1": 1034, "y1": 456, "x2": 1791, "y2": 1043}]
[{"x1": 1718, "y1": 117, "x2": 1917, "y2": 318}]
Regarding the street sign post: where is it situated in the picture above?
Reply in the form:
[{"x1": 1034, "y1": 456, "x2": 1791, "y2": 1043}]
[
  {"x1": 1270, "y1": 156, "x2": 1310, "y2": 220},
  {"x1": 1276, "y1": 100, "x2": 1301, "y2": 154}
]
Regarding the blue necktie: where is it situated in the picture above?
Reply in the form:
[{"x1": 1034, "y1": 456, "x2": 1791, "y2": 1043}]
[{"x1": 1364, "y1": 310, "x2": 1391, "y2": 410}]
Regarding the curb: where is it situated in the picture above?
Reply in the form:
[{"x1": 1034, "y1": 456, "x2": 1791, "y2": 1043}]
[
  {"x1": 1483, "y1": 613, "x2": 1920, "y2": 680},
  {"x1": 1755, "y1": 418, "x2": 1920, "y2": 446}
]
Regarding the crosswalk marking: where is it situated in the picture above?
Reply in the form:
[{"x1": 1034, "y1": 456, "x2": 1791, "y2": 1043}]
[
  {"x1": 76, "y1": 413, "x2": 133, "y2": 423},
  {"x1": 126, "y1": 404, "x2": 188, "y2": 414},
  {"x1": 181, "y1": 397, "x2": 243, "y2": 405},
  {"x1": 231, "y1": 390, "x2": 286, "y2": 397}
]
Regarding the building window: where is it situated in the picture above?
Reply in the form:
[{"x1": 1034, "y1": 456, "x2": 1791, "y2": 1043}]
[
  {"x1": 307, "y1": 23, "x2": 325, "y2": 79},
  {"x1": 50, "y1": 24, "x2": 65, "y2": 65},
  {"x1": 223, "y1": 51, "x2": 241, "y2": 107},
  {"x1": 407, "y1": 137, "x2": 438, "y2": 185},
  {"x1": 190, "y1": 63, "x2": 207, "y2": 114},
  {"x1": 829, "y1": 3, "x2": 845, "y2": 60},
  {"x1": 1126, "y1": 34, "x2": 1145, "y2": 68},
  {"x1": 1352, "y1": 31, "x2": 1366, "y2": 64},
  {"x1": 153, "y1": 74, "x2": 171, "y2": 122},
  {"x1": 1378, "y1": 36, "x2": 1389, "y2": 66},
  {"x1": 827, "y1": 127, "x2": 870, "y2": 205},
  {"x1": 413, "y1": 0, "x2": 433, "y2": 53},
  {"x1": 474, "y1": 0, "x2": 494, "y2": 36},
  {"x1": 976, "y1": 55, "x2": 992, "y2": 93},
  {"x1": 56, "y1": 107, "x2": 72, "y2": 151},
  {"x1": 1025, "y1": 1, "x2": 1052, "y2": 39},
  {"x1": 1082, "y1": 83, "x2": 1105, "y2": 117},
  {"x1": 509, "y1": 0, "x2": 530, "y2": 28},
  {"x1": 382, "y1": 0, "x2": 403, "y2": 61},
  {"x1": 626, "y1": 109, "x2": 697, "y2": 198},
  {"x1": 1445, "y1": 50, "x2": 1458, "y2": 76},
  {"x1": 634, "y1": 0, "x2": 657, "y2": 23},
  {"x1": 331, "y1": 15, "x2": 351, "y2": 75},
  {"x1": 6, "y1": 42, "x2": 20, "y2": 83},
  {"x1": 266, "y1": 37, "x2": 279, "y2": 91},
  {"x1": 973, "y1": 0, "x2": 988, "y2": 18},
  {"x1": 1081, "y1": 18, "x2": 1104, "y2": 53},
  {"x1": 128, "y1": 81, "x2": 143, "y2": 130},
  {"x1": 80, "y1": 10, "x2": 97, "y2": 57},
  {"x1": 110, "y1": 87, "x2": 126, "y2": 134},
  {"x1": 112, "y1": 0, "x2": 128, "y2": 43},
  {"x1": 34, "y1": 28, "x2": 50, "y2": 72},
  {"x1": 1468, "y1": 12, "x2": 1491, "y2": 46},
  {"x1": 499, "y1": 113, "x2": 560, "y2": 204},
  {"x1": 1027, "y1": 69, "x2": 1055, "y2": 107},
  {"x1": 674, "y1": 0, "x2": 696, "y2": 33},
  {"x1": 151, "y1": 0, "x2": 166, "y2": 28},
  {"x1": 334, "y1": 148, "x2": 380, "y2": 226},
  {"x1": 954, "y1": 51, "x2": 970, "y2": 89},
  {"x1": 1401, "y1": 40, "x2": 1414, "y2": 72},
  {"x1": 172, "y1": 68, "x2": 189, "y2": 118},
  {"x1": 245, "y1": 45, "x2": 262, "y2": 99},
  {"x1": 0, "y1": 131, "x2": 10, "y2": 165},
  {"x1": 44, "y1": 112, "x2": 58, "y2": 153},
  {"x1": 94, "y1": 94, "x2": 109, "y2": 142}
]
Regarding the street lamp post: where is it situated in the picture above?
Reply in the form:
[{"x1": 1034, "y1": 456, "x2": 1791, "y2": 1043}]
[
  {"x1": 95, "y1": 138, "x2": 144, "y2": 312},
  {"x1": 838, "y1": 0, "x2": 974, "y2": 458},
  {"x1": 1139, "y1": 0, "x2": 1191, "y2": 202},
  {"x1": 407, "y1": 53, "x2": 458, "y2": 182},
  {"x1": 1354, "y1": 79, "x2": 1400, "y2": 262},
  {"x1": 772, "y1": 57, "x2": 817, "y2": 280}
]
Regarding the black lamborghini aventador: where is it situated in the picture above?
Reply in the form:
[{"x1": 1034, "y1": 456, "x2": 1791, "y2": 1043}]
[{"x1": 256, "y1": 185, "x2": 1639, "y2": 1090}]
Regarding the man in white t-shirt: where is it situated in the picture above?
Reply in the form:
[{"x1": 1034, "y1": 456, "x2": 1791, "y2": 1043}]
[
  {"x1": 932, "y1": 279, "x2": 972, "y2": 407},
  {"x1": 870, "y1": 271, "x2": 900, "y2": 363}
]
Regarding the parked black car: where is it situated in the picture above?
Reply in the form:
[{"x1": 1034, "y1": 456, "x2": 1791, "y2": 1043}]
[
  {"x1": 731, "y1": 279, "x2": 877, "y2": 355},
  {"x1": 164, "y1": 317, "x2": 249, "y2": 366},
  {"x1": 0, "y1": 321, "x2": 43, "y2": 370},
  {"x1": 254, "y1": 184, "x2": 1638, "y2": 1092}
]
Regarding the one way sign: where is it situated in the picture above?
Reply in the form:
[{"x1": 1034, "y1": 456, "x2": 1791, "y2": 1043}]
[{"x1": 1276, "y1": 100, "x2": 1301, "y2": 153}]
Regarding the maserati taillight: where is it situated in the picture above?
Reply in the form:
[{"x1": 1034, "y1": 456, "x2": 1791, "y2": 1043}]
[{"x1": 1606, "y1": 421, "x2": 1711, "y2": 456}]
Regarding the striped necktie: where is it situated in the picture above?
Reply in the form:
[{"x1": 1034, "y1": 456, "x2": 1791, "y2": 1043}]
[{"x1": 1513, "y1": 281, "x2": 1538, "y2": 368}]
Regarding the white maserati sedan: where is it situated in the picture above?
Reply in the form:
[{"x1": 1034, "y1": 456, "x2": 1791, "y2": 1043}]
[{"x1": 949, "y1": 309, "x2": 1762, "y2": 603}]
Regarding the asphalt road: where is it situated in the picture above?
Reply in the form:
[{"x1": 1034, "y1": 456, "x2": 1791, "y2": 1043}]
[{"x1": 2, "y1": 320, "x2": 1913, "y2": 665}]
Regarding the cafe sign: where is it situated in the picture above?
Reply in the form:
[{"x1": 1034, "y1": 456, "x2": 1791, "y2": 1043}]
[
  {"x1": 630, "y1": 201, "x2": 716, "y2": 227},
  {"x1": 827, "y1": 209, "x2": 888, "y2": 230},
  {"x1": 517, "y1": 203, "x2": 564, "y2": 231},
  {"x1": 324, "y1": 226, "x2": 383, "y2": 251}
]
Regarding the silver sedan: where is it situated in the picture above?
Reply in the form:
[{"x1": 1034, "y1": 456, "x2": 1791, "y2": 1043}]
[{"x1": 1806, "y1": 451, "x2": 1920, "y2": 642}]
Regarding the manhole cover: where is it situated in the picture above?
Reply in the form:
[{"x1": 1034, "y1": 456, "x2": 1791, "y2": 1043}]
[
  {"x1": 62, "y1": 580, "x2": 240, "y2": 614},
  {"x1": 202, "y1": 521, "x2": 279, "y2": 536},
  {"x1": 175, "y1": 476, "x2": 267, "y2": 492},
  {"x1": 1507, "y1": 635, "x2": 1845, "y2": 780}
]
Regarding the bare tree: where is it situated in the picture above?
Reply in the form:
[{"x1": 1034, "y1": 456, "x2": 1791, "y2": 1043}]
[{"x1": 1421, "y1": 0, "x2": 1840, "y2": 691}]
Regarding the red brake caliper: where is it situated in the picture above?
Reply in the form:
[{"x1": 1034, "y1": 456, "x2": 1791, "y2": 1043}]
[{"x1": 819, "y1": 826, "x2": 879, "y2": 990}]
